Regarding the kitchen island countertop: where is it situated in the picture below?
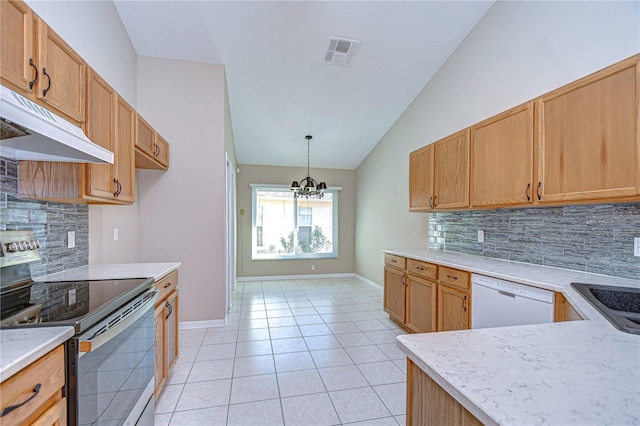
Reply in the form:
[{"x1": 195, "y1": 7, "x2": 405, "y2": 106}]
[{"x1": 387, "y1": 249, "x2": 640, "y2": 425}]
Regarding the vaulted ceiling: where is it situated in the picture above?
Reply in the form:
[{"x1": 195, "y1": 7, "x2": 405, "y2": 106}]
[{"x1": 114, "y1": 1, "x2": 494, "y2": 169}]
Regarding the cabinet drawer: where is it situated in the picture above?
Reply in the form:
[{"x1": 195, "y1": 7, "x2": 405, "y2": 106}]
[
  {"x1": 155, "y1": 270, "x2": 179, "y2": 305},
  {"x1": 0, "y1": 346, "x2": 65, "y2": 425},
  {"x1": 384, "y1": 254, "x2": 406, "y2": 270},
  {"x1": 406, "y1": 259, "x2": 437, "y2": 280},
  {"x1": 438, "y1": 266, "x2": 470, "y2": 290}
]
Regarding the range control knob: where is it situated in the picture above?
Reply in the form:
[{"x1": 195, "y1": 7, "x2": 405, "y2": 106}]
[
  {"x1": 6, "y1": 242, "x2": 18, "y2": 252},
  {"x1": 33, "y1": 240, "x2": 40, "y2": 249},
  {"x1": 19, "y1": 241, "x2": 28, "y2": 251}
]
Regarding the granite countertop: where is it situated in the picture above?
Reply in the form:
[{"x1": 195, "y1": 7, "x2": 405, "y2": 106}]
[
  {"x1": 388, "y1": 249, "x2": 640, "y2": 425},
  {"x1": 0, "y1": 327, "x2": 74, "y2": 382},
  {"x1": 1, "y1": 262, "x2": 181, "y2": 383},
  {"x1": 35, "y1": 262, "x2": 181, "y2": 282}
]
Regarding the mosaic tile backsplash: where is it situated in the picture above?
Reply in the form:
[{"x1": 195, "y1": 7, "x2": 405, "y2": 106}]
[
  {"x1": 429, "y1": 203, "x2": 640, "y2": 280},
  {"x1": 0, "y1": 157, "x2": 88, "y2": 278}
]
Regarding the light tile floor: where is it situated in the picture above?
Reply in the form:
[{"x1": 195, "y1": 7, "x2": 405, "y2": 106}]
[{"x1": 154, "y1": 277, "x2": 408, "y2": 425}]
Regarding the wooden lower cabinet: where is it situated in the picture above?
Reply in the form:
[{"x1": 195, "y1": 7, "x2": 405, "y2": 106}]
[
  {"x1": 407, "y1": 359, "x2": 482, "y2": 426},
  {"x1": 406, "y1": 274, "x2": 437, "y2": 333},
  {"x1": 0, "y1": 345, "x2": 66, "y2": 426},
  {"x1": 383, "y1": 266, "x2": 406, "y2": 324},
  {"x1": 154, "y1": 270, "x2": 179, "y2": 398},
  {"x1": 438, "y1": 284, "x2": 470, "y2": 332}
]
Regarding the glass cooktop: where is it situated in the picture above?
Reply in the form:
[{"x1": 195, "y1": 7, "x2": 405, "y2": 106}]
[{"x1": 0, "y1": 277, "x2": 154, "y2": 333}]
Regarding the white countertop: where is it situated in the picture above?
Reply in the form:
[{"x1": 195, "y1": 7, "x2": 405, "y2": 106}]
[
  {"x1": 1, "y1": 262, "x2": 181, "y2": 382},
  {"x1": 388, "y1": 249, "x2": 640, "y2": 425},
  {"x1": 0, "y1": 327, "x2": 74, "y2": 381},
  {"x1": 35, "y1": 262, "x2": 181, "y2": 282}
]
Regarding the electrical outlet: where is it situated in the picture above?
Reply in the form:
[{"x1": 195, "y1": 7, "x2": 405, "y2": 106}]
[
  {"x1": 113, "y1": 228, "x2": 119, "y2": 242},
  {"x1": 311, "y1": 264, "x2": 316, "y2": 271},
  {"x1": 634, "y1": 237, "x2": 640, "y2": 257},
  {"x1": 68, "y1": 289, "x2": 76, "y2": 305},
  {"x1": 477, "y1": 230, "x2": 485, "y2": 243},
  {"x1": 67, "y1": 231, "x2": 75, "y2": 248}
]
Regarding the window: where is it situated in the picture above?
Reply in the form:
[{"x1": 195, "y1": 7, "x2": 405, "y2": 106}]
[{"x1": 251, "y1": 185, "x2": 338, "y2": 259}]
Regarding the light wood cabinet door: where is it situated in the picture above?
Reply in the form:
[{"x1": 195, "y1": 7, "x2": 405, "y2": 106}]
[
  {"x1": 154, "y1": 133, "x2": 170, "y2": 169},
  {"x1": 384, "y1": 266, "x2": 405, "y2": 324},
  {"x1": 409, "y1": 144, "x2": 434, "y2": 211},
  {"x1": 36, "y1": 18, "x2": 86, "y2": 123},
  {"x1": 154, "y1": 303, "x2": 166, "y2": 398},
  {"x1": 115, "y1": 96, "x2": 136, "y2": 203},
  {"x1": 434, "y1": 129, "x2": 470, "y2": 210},
  {"x1": 165, "y1": 290, "x2": 179, "y2": 373},
  {"x1": 0, "y1": 0, "x2": 34, "y2": 93},
  {"x1": 406, "y1": 275, "x2": 437, "y2": 333},
  {"x1": 537, "y1": 56, "x2": 640, "y2": 203},
  {"x1": 438, "y1": 285, "x2": 470, "y2": 332},
  {"x1": 135, "y1": 113, "x2": 155, "y2": 157},
  {"x1": 471, "y1": 102, "x2": 534, "y2": 208},
  {"x1": 84, "y1": 69, "x2": 116, "y2": 200}
]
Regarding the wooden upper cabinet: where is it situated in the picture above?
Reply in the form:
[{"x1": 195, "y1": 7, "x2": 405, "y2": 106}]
[
  {"x1": 537, "y1": 56, "x2": 640, "y2": 203},
  {"x1": 115, "y1": 96, "x2": 136, "y2": 203},
  {"x1": 409, "y1": 144, "x2": 434, "y2": 211},
  {"x1": 135, "y1": 113, "x2": 155, "y2": 157},
  {"x1": 0, "y1": 0, "x2": 34, "y2": 92},
  {"x1": 154, "y1": 133, "x2": 170, "y2": 168},
  {"x1": 135, "y1": 113, "x2": 170, "y2": 170},
  {"x1": 84, "y1": 69, "x2": 116, "y2": 200},
  {"x1": 471, "y1": 102, "x2": 534, "y2": 208},
  {"x1": 434, "y1": 129, "x2": 470, "y2": 210},
  {"x1": 36, "y1": 18, "x2": 86, "y2": 123}
]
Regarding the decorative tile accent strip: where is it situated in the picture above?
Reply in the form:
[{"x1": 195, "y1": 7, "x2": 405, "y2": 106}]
[
  {"x1": 0, "y1": 157, "x2": 88, "y2": 278},
  {"x1": 428, "y1": 203, "x2": 640, "y2": 280}
]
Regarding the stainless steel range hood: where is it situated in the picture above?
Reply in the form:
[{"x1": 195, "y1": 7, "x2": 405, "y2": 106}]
[{"x1": 0, "y1": 85, "x2": 113, "y2": 164}]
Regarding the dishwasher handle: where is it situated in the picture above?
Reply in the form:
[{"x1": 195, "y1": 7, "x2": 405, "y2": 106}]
[{"x1": 498, "y1": 290, "x2": 516, "y2": 298}]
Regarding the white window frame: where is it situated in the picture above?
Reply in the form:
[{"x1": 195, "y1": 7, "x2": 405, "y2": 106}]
[{"x1": 251, "y1": 184, "x2": 340, "y2": 260}]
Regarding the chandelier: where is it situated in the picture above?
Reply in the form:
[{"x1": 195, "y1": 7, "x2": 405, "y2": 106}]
[{"x1": 291, "y1": 135, "x2": 327, "y2": 199}]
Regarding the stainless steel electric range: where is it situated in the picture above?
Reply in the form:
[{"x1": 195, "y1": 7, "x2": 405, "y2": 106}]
[{"x1": 0, "y1": 230, "x2": 158, "y2": 425}]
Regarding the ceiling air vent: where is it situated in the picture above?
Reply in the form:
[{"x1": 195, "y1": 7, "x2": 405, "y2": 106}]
[{"x1": 324, "y1": 37, "x2": 360, "y2": 66}]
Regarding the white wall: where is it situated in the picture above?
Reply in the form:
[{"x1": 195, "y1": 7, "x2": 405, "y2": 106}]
[
  {"x1": 25, "y1": 0, "x2": 142, "y2": 265},
  {"x1": 355, "y1": 1, "x2": 640, "y2": 286},
  {"x1": 136, "y1": 56, "x2": 228, "y2": 323}
]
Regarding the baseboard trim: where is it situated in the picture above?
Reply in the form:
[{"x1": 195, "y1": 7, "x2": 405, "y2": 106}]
[
  {"x1": 237, "y1": 273, "x2": 357, "y2": 281},
  {"x1": 355, "y1": 274, "x2": 383, "y2": 291},
  {"x1": 179, "y1": 319, "x2": 227, "y2": 329}
]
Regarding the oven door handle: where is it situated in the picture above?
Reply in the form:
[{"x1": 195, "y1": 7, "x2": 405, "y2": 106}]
[{"x1": 78, "y1": 290, "x2": 159, "y2": 353}]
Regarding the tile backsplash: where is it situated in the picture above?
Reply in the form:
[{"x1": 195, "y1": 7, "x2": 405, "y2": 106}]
[
  {"x1": 429, "y1": 203, "x2": 640, "y2": 280},
  {"x1": 0, "y1": 157, "x2": 88, "y2": 278}
]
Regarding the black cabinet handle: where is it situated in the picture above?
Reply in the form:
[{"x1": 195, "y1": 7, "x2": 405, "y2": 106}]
[
  {"x1": 163, "y1": 283, "x2": 171, "y2": 289},
  {"x1": 166, "y1": 302, "x2": 173, "y2": 319},
  {"x1": 537, "y1": 182, "x2": 542, "y2": 201},
  {"x1": 463, "y1": 295, "x2": 468, "y2": 312},
  {"x1": 525, "y1": 183, "x2": 531, "y2": 201},
  {"x1": 113, "y1": 179, "x2": 122, "y2": 197},
  {"x1": 28, "y1": 59, "x2": 38, "y2": 89},
  {"x1": 1, "y1": 383, "x2": 41, "y2": 417},
  {"x1": 433, "y1": 196, "x2": 437, "y2": 208},
  {"x1": 42, "y1": 68, "x2": 51, "y2": 97},
  {"x1": 446, "y1": 274, "x2": 458, "y2": 280},
  {"x1": 428, "y1": 196, "x2": 433, "y2": 209}
]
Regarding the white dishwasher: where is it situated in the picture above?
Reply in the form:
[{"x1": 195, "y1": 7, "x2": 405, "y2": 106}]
[{"x1": 472, "y1": 274, "x2": 555, "y2": 329}]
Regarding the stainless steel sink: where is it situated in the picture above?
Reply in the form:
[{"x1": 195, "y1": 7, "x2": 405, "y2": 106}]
[{"x1": 570, "y1": 283, "x2": 640, "y2": 334}]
